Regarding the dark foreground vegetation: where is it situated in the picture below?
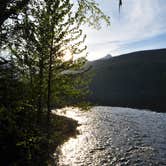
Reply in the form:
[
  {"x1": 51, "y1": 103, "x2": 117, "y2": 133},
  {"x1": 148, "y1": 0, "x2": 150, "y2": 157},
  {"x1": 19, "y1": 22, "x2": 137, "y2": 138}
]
[
  {"x1": 0, "y1": 0, "x2": 111, "y2": 165},
  {"x1": 0, "y1": 0, "x2": 124, "y2": 164},
  {"x1": 89, "y1": 49, "x2": 166, "y2": 112},
  {"x1": 0, "y1": 55, "x2": 80, "y2": 165},
  {"x1": 0, "y1": 107, "x2": 78, "y2": 165}
]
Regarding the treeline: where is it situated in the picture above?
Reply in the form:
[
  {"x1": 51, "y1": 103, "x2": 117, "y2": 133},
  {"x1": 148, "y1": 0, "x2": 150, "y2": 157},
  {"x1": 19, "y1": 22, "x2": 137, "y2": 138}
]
[{"x1": 0, "y1": 0, "x2": 110, "y2": 165}]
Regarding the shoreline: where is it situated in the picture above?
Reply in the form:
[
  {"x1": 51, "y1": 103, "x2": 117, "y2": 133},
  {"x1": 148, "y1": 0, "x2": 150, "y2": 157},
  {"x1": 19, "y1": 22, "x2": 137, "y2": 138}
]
[{"x1": 49, "y1": 113, "x2": 79, "y2": 165}]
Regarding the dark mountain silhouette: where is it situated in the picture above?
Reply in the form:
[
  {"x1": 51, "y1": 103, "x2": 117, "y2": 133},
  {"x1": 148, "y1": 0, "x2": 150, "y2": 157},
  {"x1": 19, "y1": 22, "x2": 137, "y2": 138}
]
[{"x1": 89, "y1": 48, "x2": 166, "y2": 112}]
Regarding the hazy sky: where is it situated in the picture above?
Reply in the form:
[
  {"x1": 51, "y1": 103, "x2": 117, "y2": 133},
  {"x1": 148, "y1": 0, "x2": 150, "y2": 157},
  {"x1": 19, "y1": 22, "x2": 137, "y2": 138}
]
[{"x1": 83, "y1": 0, "x2": 166, "y2": 61}]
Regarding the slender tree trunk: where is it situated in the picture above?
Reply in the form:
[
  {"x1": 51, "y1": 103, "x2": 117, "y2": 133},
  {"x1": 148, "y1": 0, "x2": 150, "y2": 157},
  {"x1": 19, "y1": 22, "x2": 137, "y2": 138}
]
[
  {"x1": 46, "y1": 3, "x2": 56, "y2": 159},
  {"x1": 47, "y1": 53, "x2": 52, "y2": 129},
  {"x1": 37, "y1": 54, "x2": 44, "y2": 123},
  {"x1": 47, "y1": 25, "x2": 54, "y2": 137},
  {"x1": 29, "y1": 67, "x2": 33, "y2": 106}
]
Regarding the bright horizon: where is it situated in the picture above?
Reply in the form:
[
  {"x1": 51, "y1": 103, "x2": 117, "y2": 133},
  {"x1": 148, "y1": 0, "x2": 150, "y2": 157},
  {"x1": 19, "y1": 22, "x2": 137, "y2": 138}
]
[{"x1": 83, "y1": 0, "x2": 166, "y2": 61}]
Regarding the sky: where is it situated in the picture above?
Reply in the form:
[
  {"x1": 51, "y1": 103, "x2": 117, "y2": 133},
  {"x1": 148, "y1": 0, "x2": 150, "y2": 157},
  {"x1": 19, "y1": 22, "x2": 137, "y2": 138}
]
[{"x1": 83, "y1": 0, "x2": 166, "y2": 61}]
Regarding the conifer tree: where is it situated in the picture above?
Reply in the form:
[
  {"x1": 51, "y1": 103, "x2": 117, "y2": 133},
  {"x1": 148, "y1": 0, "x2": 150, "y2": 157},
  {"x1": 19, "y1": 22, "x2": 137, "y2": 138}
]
[
  {"x1": 0, "y1": 0, "x2": 112, "y2": 164},
  {"x1": 9, "y1": 0, "x2": 91, "y2": 124}
]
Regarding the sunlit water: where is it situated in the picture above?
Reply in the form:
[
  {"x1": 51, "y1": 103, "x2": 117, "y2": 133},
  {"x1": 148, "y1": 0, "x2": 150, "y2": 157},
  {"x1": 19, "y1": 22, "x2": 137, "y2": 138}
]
[{"x1": 54, "y1": 106, "x2": 166, "y2": 166}]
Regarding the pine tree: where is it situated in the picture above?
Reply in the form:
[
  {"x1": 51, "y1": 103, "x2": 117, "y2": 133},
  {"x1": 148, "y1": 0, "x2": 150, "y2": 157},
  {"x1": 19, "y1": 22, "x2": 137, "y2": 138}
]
[
  {"x1": 8, "y1": 0, "x2": 91, "y2": 125},
  {"x1": 0, "y1": 0, "x2": 111, "y2": 164}
]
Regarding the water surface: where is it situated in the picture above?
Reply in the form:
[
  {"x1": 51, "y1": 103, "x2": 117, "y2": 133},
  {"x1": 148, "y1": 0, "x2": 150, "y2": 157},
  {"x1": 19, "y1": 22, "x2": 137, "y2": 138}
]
[{"x1": 55, "y1": 107, "x2": 166, "y2": 166}]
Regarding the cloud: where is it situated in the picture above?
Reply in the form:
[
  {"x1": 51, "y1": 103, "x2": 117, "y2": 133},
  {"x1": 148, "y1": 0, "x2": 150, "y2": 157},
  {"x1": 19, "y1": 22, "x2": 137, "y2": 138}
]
[
  {"x1": 84, "y1": 0, "x2": 166, "y2": 60},
  {"x1": 115, "y1": 0, "x2": 166, "y2": 41}
]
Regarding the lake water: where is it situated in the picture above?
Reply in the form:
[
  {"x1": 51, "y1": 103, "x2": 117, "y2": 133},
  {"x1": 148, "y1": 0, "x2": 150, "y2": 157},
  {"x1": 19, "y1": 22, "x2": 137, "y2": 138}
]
[{"x1": 55, "y1": 106, "x2": 166, "y2": 166}]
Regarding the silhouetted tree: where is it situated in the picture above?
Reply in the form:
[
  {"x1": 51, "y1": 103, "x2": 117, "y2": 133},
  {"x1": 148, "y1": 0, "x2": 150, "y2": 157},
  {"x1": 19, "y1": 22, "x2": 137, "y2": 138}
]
[{"x1": 0, "y1": 0, "x2": 112, "y2": 164}]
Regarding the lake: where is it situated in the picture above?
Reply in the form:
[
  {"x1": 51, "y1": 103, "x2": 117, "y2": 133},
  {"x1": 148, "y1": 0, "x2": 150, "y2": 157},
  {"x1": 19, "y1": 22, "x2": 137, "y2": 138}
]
[{"x1": 55, "y1": 106, "x2": 166, "y2": 166}]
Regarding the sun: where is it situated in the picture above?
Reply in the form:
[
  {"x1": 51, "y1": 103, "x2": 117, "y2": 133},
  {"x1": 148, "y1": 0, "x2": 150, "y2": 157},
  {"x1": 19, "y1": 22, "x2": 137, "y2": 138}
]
[{"x1": 62, "y1": 49, "x2": 73, "y2": 62}]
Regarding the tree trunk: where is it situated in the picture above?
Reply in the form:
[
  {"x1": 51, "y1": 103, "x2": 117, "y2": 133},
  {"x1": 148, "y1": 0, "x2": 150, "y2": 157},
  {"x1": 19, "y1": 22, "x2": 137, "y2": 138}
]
[
  {"x1": 37, "y1": 55, "x2": 44, "y2": 123},
  {"x1": 47, "y1": 25, "x2": 54, "y2": 137}
]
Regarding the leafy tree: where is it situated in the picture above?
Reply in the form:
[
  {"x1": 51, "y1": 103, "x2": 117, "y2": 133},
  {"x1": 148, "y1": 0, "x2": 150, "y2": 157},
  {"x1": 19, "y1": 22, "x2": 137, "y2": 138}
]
[
  {"x1": 0, "y1": 0, "x2": 30, "y2": 28},
  {"x1": 8, "y1": 0, "x2": 110, "y2": 120},
  {"x1": 0, "y1": 0, "x2": 113, "y2": 164}
]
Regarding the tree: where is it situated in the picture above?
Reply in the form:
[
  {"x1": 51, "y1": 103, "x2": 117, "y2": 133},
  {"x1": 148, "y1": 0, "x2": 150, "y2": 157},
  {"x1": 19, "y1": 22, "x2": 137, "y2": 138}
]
[
  {"x1": 8, "y1": 0, "x2": 110, "y2": 116},
  {"x1": 0, "y1": 0, "x2": 112, "y2": 164},
  {"x1": 0, "y1": 0, "x2": 30, "y2": 28},
  {"x1": 0, "y1": 0, "x2": 30, "y2": 47},
  {"x1": 0, "y1": 0, "x2": 113, "y2": 47}
]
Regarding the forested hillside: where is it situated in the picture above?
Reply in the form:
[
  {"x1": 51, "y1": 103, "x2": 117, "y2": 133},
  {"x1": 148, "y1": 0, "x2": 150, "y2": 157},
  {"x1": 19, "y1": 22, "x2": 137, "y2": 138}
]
[{"x1": 89, "y1": 49, "x2": 166, "y2": 112}]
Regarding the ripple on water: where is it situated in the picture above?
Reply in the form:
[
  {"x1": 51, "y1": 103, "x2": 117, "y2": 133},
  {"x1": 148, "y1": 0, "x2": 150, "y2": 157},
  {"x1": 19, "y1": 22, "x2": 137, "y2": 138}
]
[{"x1": 55, "y1": 106, "x2": 166, "y2": 166}]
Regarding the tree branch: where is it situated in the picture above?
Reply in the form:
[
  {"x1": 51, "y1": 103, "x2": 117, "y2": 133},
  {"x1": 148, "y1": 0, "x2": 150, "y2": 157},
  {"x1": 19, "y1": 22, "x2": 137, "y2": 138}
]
[{"x1": 0, "y1": 0, "x2": 30, "y2": 27}]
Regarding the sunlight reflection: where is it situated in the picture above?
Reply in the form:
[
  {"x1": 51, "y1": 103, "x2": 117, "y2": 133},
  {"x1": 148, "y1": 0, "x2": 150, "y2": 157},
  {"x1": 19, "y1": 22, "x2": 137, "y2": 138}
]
[
  {"x1": 52, "y1": 107, "x2": 91, "y2": 165},
  {"x1": 53, "y1": 107, "x2": 166, "y2": 166},
  {"x1": 53, "y1": 107, "x2": 87, "y2": 123}
]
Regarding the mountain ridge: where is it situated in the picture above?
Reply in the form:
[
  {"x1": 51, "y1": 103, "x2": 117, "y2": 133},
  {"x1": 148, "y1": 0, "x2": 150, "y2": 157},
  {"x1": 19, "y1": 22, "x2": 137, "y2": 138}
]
[{"x1": 89, "y1": 48, "x2": 166, "y2": 112}]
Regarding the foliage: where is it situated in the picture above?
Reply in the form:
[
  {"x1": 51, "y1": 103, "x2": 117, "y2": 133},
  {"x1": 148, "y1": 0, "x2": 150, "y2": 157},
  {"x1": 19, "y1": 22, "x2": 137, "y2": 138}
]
[
  {"x1": 0, "y1": 102, "x2": 78, "y2": 165},
  {"x1": 0, "y1": 0, "x2": 110, "y2": 165}
]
